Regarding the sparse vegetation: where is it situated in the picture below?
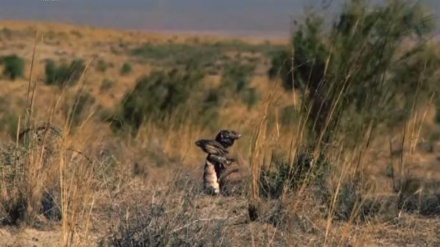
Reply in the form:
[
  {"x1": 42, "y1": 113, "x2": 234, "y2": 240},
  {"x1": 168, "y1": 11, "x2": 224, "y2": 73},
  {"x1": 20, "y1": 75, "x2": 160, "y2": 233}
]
[
  {"x1": 2, "y1": 0, "x2": 440, "y2": 246},
  {"x1": 130, "y1": 40, "x2": 281, "y2": 72}
]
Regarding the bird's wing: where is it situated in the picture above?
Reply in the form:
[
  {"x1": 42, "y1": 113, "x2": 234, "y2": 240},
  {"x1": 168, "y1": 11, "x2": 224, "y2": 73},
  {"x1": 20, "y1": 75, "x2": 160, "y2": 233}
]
[
  {"x1": 195, "y1": 139, "x2": 229, "y2": 156},
  {"x1": 208, "y1": 154, "x2": 234, "y2": 166}
]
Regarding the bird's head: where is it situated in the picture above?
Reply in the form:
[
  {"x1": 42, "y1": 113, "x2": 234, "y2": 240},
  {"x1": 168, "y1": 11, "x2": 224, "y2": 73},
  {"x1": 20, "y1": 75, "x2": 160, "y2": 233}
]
[{"x1": 215, "y1": 130, "x2": 241, "y2": 148}]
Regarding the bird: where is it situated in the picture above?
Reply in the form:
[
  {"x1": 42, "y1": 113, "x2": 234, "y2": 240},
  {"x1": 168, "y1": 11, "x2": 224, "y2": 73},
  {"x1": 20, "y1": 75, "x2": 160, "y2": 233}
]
[
  {"x1": 196, "y1": 129, "x2": 242, "y2": 196},
  {"x1": 215, "y1": 130, "x2": 241, "y2": 149},
  {"x1": 195, "y1": 139, "x2": 229, "y2": 156}
]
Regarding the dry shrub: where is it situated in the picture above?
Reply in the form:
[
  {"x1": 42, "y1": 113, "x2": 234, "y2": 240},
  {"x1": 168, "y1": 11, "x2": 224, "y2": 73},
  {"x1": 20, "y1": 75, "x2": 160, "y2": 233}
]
[
  {"x1": 0, "y1": 124, "x2": 62, "y2": 224},
  {"x1": 98, "y1": 175, "x2": 236, "y2": 247}
]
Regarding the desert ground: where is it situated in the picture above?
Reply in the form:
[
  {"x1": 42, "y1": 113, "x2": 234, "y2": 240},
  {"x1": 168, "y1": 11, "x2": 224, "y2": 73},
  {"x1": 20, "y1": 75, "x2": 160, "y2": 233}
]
[{"x1": 1, "y1": 2, "x2": 440, "y2": 246}]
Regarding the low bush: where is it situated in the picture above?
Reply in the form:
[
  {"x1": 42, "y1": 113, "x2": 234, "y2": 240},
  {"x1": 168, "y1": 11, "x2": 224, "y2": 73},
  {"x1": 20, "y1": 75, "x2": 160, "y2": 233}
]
[
  {"x1": 0, "y1": 54, "x2": 25, "y2": 80},
  {"x1": 64, "y1": 91, "x2": 97, "y2": 128},
  {"x1": 268, "y1": 0, "x2": 439, "y2": 144},
  {"x1": 112, "y1": 67, "x2": 205, "y2": 134},
  {"x1": 120, "y1": 62, "x2": 132, "y2": 75},
  {"x1": 45, "y1": 59, "x2": 86, "y2": 86}
]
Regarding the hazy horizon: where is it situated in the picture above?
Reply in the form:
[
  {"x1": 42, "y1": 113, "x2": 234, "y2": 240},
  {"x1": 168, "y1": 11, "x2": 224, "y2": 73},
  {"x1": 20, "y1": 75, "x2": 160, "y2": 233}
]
[{"x1": 0, "y1": 0, "x2": 439, "y2": 38}]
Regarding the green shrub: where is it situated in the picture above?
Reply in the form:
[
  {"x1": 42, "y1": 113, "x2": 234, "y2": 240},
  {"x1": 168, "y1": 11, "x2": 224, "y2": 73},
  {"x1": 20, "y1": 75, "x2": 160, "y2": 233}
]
[
  {"x1": 242, "y1": 87, "x2": 260, "y2": 109},
  {"x1": 65, "y1": 91, "x2": 96, "y2": 128},
  {"x1": 221, "y1": 62, "x2": 255, "y2": 94},
  {"x1": 113, "y1": 68, "x2": 204, "y2": 134},
  {"x1": 44, "y1": 59, "x2": 57, "y2": 84},
  {"x1": 70, "y1": 30, "x2": 82, "y2": 38},
  {"x1": 45, "y1": 59, "x2": 86, "y2": 87},
  {"x1": 0, "y1": 28, "x2": 13, "y2": 38},
  {"x1": 100, "y1": 79, "x2": 115, "y2": 92},
  {"x1": 267, "y1": 49, "x2": 293, "y2": 89},
  {"x1": 120, "y1": 62, "x2": 132, "y2": 75},
  {"x1": 96, "y1": 59, "x2": 109, "y2": 72},
  {"x1": 280, "y1": 104, "x2": 299, "y2": 127},
  {"x1": 190, "y1": 62, "x2": 260, "y2": 129},
  {"x1": 0, "y1": 54, "x2": 25, "y2": 80},
  {"x1": 217, "y1": 62, "x2": 260, "y2": 108},
  {"x1": 268, "y1": 0, "x2": 439, "y2": 145},
  {"x1": 197, "y1": 89, "x2": 223, "y2": 130}
]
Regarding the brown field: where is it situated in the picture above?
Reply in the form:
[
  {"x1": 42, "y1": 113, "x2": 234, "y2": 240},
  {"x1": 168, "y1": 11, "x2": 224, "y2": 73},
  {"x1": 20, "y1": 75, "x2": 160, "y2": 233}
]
[{"x1": 0, "y1": 18, "x2": 439, "y2": 247}]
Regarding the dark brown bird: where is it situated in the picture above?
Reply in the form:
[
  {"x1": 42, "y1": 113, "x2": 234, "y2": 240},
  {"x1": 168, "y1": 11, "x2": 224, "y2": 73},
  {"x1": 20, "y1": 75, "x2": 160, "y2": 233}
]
[
  {"x1": 197, "y1": 129, "x2": 242, "y2": 196},
  {"x1": 215, "y1": 130, "x2": 241, "y2": 149},
  {"x1": 195, "y1": 139, "x2": 229, "y2": 156}
]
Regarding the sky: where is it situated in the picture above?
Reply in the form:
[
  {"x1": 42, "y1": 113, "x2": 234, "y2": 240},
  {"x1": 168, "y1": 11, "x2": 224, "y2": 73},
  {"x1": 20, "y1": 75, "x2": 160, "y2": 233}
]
[{"x1": 0, "y1": 0, "x2": 439, "y2": 38}]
